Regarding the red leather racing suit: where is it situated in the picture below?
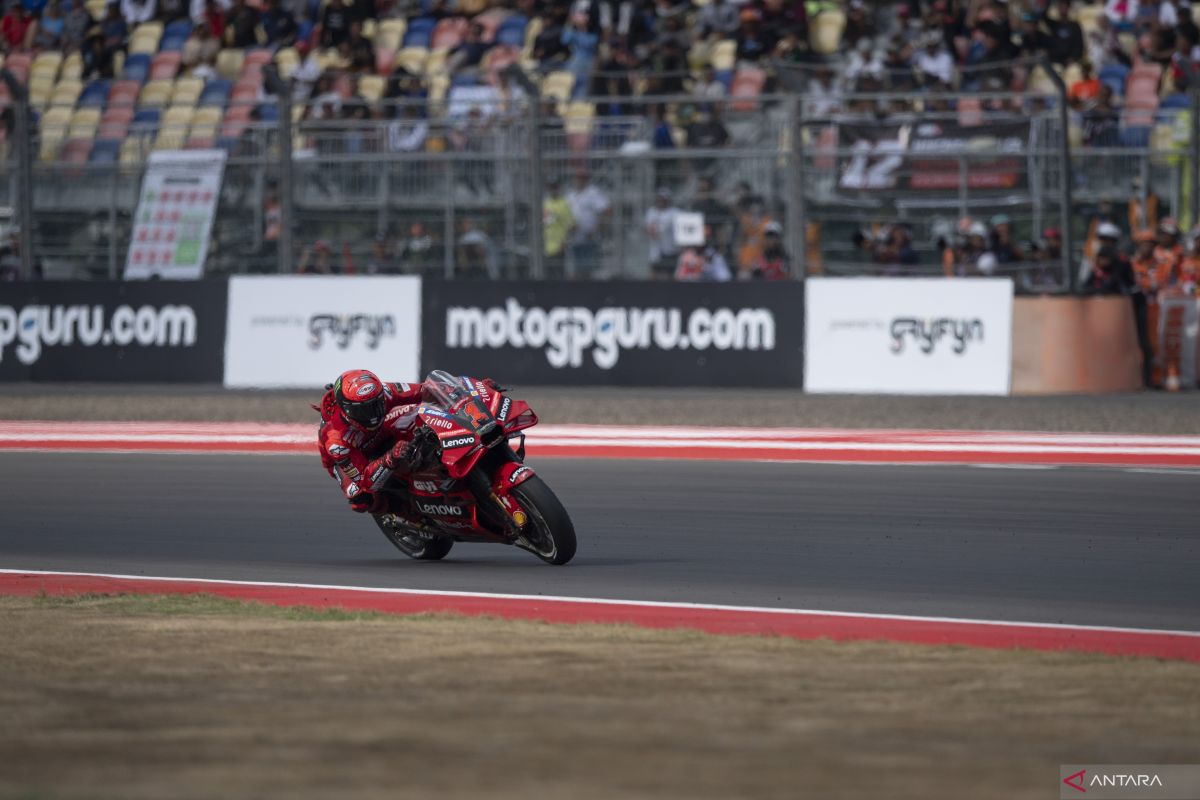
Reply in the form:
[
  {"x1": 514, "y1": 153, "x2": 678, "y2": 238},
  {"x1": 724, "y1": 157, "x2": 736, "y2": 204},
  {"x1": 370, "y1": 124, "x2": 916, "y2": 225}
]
[{"x1": 317, "y1": 381, "x2": 426, "y2": 513}]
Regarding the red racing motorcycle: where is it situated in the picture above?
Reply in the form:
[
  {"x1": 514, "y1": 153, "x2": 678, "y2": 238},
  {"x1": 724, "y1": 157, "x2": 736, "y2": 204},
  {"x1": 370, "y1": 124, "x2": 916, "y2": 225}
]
[{"x1": 371, "y1": 370, "x2": 577, "y2": 565}]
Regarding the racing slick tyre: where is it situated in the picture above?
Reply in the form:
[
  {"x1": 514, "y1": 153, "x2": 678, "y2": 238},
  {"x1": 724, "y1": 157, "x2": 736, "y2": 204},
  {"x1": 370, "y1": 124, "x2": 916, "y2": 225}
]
[
  {"x1": 511, "y1": 475, "x2": 577, "y2": 565},
  {"x1": 373, "y1": 514, "x2": 455, "y2": 561}
]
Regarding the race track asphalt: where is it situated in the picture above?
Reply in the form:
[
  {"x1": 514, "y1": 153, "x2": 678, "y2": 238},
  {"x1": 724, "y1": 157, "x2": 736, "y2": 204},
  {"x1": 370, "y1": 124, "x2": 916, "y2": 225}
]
[{"x1": 1, "y1": 452, "x2": 1197, "y2": 632}]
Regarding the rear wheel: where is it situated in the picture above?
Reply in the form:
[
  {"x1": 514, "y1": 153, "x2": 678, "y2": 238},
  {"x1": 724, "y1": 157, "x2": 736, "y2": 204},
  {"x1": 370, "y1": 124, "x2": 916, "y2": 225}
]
[
  {"x1": 511, "y1": 476, "x2": 577, "y2": 565},
  {"x1": 372, "y1": 514, "x2": 455, "y2": 561}
]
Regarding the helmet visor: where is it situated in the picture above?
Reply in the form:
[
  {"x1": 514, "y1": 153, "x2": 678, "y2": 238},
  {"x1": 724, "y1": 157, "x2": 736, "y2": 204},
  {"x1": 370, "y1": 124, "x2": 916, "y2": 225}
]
[{"x1": 342, "y1": 395, "x2": 385, "y2": 429}]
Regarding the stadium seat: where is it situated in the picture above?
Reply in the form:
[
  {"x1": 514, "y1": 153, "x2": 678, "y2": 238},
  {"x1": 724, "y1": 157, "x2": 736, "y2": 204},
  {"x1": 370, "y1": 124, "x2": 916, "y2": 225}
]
[
  {"x1": 139, "y1": 80, "x2": 174, "y2": 108},
  {"x1": 39, "y1": 129, "x2": 65, "y2": 161},
  {"x1": 431, "y1": 17, "x2": 469, "y2": 51},
  {"x1": 375, "y1": 47, "x2": 396, "y2": 75},
  {"x1": 171, "y1": 76, "x2": 204, "y2": 106},
  {"x1": 541, "y1": 71, "x2": 574, "y2": 103},
  {"x1": 188, "y1": 105, "x2": 222, "y2": 145},
  {"x1": 255, "y1": 102, "x2": 279, "y2": 121},
  {"x1": 199, "y1": 79, "x2": 232, "y2": 107},
  {"x1": 395, "y1": 46, "x2": 428, "y2": 74},
  {"x1": 155, "y1": 105, "x2": 194, "y2": 150},
  {"x1": 243, "y1": 48, "x2": 274, "y2": 76},
  {"x1": 522, "y1": 15, "x2": 542, "y2": 54},
  {"x1": 39, "y1": 105, "x2": 72, "y2": 132},
  {"x1": 50, "y1": 80, "x2": 83, "y2": 107},
  {"x1": 1099, "y1": 63, "x2": 1130, "y2": 96},
  {"x1": 494, "y1": 14, "x2": 526, "y2": 47},
  {"x1": 376, "y1": 18, "x2": 406, "y2": 52},
  {"x1": 730, "y1": 66, "x2": 765, "y2": 112},
  {"x1": 4, "y1": 52, "x2": 30, "y2": 84},
  {"x1": 230, "y1": 79, "x2": 260, "y2": 105},
  {"x1": 402, "y1": 16, "x2": 436, "y2": 48},
  {"x1": 221, "y1": 103, "x2": 252, "y2": 138},
  {"x1": 108, "y1": 80, "x2": 142, "y2": 107},
  {"x1": 132, "y1": 107, "x2": 162, "y2": 129},
  {"x1": 164, "y1": 18, "x2": 193, "y2": 38},
  {"x1": 710, "y1": 39, "x2": 737, "y2": 71},
  {"x1": 482, "y1": 44, "x2": 520, "y2": 80},
  {"x1": 90, "y1": 138, "x2": 122, "y2": 163},
  {"x1": 150, "y1": 51, "x2": 182, "y2": 80},
  {"x1": 31, "y1": 52, "x2": 63, "y2": 81},
  {"x1": 450, "y1": 72, "x2": 476, "y2": 89},
  {"x1": 159, "y1": 33, "x2": 188, "y2": 52},
  {"x1": 809, "y1": 9, "x2": 846, "y2": 55},
  {"x1": 122, "y1": 53, "x2": 153, "y2": 83},
  {"x1": 28, "y1": 76, "x2": 54, "y2": 109},
  {"x1": 1161, "y1": 93, "x2": 1191, "y2": 110},
  {"x1": 84, "y1": 0, "x2": 106, "y2": 20},
  {"x1": 275, "y1": 46, "x2": 301, "y2": 78},
  {"x1": 68, "y1": 107, "x2": 102, "y2": 137},
  {"x1": 60, "y1": 52, "x2": 84, "y2": 81},
  {"x1": 564, "y1": 100, "x2": 594, "y2": 135},
  {"x1": 121, "y1": 136, "x2": 151, "y2": 164},
  {"x1": 358, "y1": 74, "x2": 385, "y2": 102},
  {"x1": 129, "y1": 22, "x2": 164, "y2": 55},
  {"x1": 60, "y1": 137, "x2": 94, "y2": 164},
  {"x1": 216, "y1": 49, "x2": 245, "y2": 81},
  {"x1": 424, "y1": 48, "x2": 447, "y2": 76},
  {"x1": 99, "y1": 105, "x2": 135, "y2": 138}
]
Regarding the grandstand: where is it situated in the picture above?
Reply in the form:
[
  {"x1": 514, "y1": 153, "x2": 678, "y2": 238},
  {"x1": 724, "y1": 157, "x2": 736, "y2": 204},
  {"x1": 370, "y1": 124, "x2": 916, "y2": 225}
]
[{"x1": 0, "y1": 0, "x2": 1197, "y2": 282}]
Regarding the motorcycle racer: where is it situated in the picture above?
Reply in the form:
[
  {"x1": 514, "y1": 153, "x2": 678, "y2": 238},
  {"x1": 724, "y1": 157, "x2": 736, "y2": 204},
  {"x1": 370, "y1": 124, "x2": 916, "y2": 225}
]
[{"x1": 316, "y1": 369, "x2": 437, "y2": 515}]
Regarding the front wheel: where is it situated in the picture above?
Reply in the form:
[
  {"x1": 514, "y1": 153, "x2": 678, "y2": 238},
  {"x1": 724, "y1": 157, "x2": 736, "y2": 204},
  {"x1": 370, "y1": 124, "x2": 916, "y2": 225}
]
[
  {"x1": 373, "y1": 514, "x2": 455, "y2": 561},
  {"x1": 511, "y1": 475, "x2": 577, "y2": 565}
]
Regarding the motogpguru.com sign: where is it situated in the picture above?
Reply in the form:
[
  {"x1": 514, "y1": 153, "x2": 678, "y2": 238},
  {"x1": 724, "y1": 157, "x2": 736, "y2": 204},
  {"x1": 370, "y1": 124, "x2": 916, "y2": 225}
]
[
  {"x1": 0, "y1": 282, "x2": 228, "y2": 382},
  {"x1": 446, "y1": 298, "x2": 775, "y2": 370},
  {"x1": 805, "y1": 277, "x2": 1013, "y2": 395},
  {"x1": 423, "y1": 280, "x2": 805, "y2": 387}
]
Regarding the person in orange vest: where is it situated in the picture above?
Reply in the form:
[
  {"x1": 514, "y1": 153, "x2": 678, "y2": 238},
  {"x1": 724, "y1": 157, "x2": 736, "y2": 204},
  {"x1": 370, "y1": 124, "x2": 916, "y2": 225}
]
[
  {"x1": 1151, "y1": 218, "x2": 1184, "y2": 290},
  {"x1": 1129, "y1": 228, "x2": 1158, "y2": 389},
  {"x1": 1179, "y1": 227, "x2": 1200, "y2": 295}
]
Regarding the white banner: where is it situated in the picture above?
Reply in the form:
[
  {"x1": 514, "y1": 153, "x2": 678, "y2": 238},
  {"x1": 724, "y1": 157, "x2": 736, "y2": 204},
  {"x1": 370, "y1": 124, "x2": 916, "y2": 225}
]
[
  {"x1": 125, "y1": 150, "x2": 227, "y2": 280},
  {"x1": 805, "y1": 278, "x2": 1013, "y2": 395},
  {"x1": 224, "y1": 276, "x2": 422, "y2": 388},
  {"x1": 1157, "y1": 294, "x2": 1198, "y2": 389}
]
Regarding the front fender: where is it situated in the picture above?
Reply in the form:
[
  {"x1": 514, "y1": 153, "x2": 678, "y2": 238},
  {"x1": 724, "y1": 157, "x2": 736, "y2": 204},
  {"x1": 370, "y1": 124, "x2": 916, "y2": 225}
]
[{"x1": 492, "y1": 461, "x2": 536, "y2": 495}]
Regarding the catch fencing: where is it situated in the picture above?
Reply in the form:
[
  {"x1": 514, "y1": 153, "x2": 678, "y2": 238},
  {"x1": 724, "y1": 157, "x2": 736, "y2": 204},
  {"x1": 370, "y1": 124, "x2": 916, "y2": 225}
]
[{"x1": 1, "y1": 62, "x2": 1196, "y2": 289}]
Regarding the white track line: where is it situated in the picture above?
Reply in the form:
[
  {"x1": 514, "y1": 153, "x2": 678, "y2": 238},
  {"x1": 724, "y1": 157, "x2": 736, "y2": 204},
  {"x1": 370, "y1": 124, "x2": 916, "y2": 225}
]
[{"x1": 3, "y1": 568, "x2": 1198, "y2": 638}]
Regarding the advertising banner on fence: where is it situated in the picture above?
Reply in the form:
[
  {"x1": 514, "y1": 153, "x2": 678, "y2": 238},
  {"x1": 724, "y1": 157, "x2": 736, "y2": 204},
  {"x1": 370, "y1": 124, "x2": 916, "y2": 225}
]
[
  {"x1": 421, "y1": 281, "x2": 804, "y2": 387},
  {"x1": 124, "y1": 149, "x2": 227, "y2": 280},
  {"x1": 805, "y1": 278, "x2": 1013, "y2": 395},
  {"x1": 224, "y1": 276, "x2": 422, "y2": 388},
  {"x1": 0, "y1": 281, "x2": 227, "y2": 382},
  {"x1": 1156, "y1": 294, "x2": 1198, "y2": 389}
]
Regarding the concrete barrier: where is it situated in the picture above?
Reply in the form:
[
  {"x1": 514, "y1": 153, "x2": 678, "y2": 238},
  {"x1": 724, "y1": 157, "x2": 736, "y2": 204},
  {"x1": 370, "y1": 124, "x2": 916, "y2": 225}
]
[{"x1": 1012, "y1": 296, "x2": 1143, "y2": 394}]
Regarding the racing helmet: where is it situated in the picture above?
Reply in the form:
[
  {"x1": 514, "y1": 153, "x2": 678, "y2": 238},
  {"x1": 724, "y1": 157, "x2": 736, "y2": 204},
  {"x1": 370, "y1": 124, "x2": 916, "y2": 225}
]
[{"x1": 334, "y1": 369, "x2": 386, "y2": 430}]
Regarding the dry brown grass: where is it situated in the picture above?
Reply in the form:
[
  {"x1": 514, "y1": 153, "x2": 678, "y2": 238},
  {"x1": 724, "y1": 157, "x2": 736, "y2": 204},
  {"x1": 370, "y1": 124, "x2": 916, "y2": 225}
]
[{"x1": 0, "y1": 594, "x2": 1196, "y2": 800}]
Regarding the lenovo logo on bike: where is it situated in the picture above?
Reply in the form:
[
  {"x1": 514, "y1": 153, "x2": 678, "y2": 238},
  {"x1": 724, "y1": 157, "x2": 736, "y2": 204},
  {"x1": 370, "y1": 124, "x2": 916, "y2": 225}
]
[
  {"x1": 889, "y1": 318, "x2": 984, "y2": 355},
  {"x1": 446, "y1": 297, "x2": 775, "y2": 369},
  {"x1": 497, "y1": 397, "x2": 512, "y2": 422},
  {"x1": 442, "y1": 436, "x2": 475, "y2": 449},
  {"x1": 417, "y1": 501, "x2": 464, "y2": 517}
]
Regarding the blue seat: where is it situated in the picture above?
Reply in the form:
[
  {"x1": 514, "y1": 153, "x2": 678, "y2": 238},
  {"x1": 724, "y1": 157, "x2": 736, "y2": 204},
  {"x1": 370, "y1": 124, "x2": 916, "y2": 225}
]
[
  {"x1": 451, "y1": 72, "x2": 477, "y2": 89},
  {"x1": 199, "y1": 78, "x2": 231, "y2": 106},
  {"x1": 1119, "y1": 125, "x2": 1151, "y2": 147},
  {"x1": 159, "y1": 33, "x2": 187, "y2": 51},
  {"x1": 164, "y1": 18, "x2": 192, "y2": 38},
  {"x1": 494, "y1": 15, "x2": 527, "y2": 48},
  {"x1": 122, "y1": 53, "x2": 152, "y2": 82},
  {"x1": 131, "y1": 107, "x2": 161, "y2": 136},
  {"x1": 402, "y1": 16, "x2": 436, "y2": 48},
  {"x1": 255, "y1": 102, "x2": 279, "y2": 121},
  {"x1": 1161, "y1": 93, "x2": 1190, "y2": 110},
  {"x1": 715, "y1": 69, "x2": 734, "y2": 90},
  {"x1": 1099, "y1": 63, "x2": 1129, "y2": 96},
  {"x1": 215, "y1": 136, "x2": 240, "y2": 152},
  {"x1": 90, "y1": 138, "x2": 121, "y2": 163},
  {"x1": 297, "y1": 19, "x2": 313, "y2": 43},
  {"x1": 78, "y1": 79, "x2": 111, "y2": 107}
]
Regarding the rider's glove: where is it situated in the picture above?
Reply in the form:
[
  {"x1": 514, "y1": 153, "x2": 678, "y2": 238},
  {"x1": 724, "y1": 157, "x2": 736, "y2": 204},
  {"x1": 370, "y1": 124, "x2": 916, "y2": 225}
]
[{"x1": 386, "y1": 428, "x2": 438, "y2": 472}]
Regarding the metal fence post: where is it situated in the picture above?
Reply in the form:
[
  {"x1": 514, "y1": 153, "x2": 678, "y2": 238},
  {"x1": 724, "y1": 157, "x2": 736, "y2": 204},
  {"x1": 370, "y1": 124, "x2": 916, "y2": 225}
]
[
  {"x1": 263, "y1": 65, "x2": 294, "y2": 274},
  {"x1": 1, "y1": 69, "x2": 35, "y2": 280},
  {"x1": 787, "y1": 94, "x2": 807, "y2": 279},
  {"x1": 503, "y1": 64, "x2": 543, "y2": 279},
  {"x1": 1190, "y1": 86, "x2": 1200, "y2": 230},
  {"x1": 1036, "y1": 59, "x2": 1075, "y2": 292}
]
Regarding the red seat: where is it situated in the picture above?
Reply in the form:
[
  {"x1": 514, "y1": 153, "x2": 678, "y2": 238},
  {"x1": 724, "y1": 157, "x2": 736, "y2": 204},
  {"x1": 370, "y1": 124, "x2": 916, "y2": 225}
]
[
  {"x1": 729, "y1": 66, "x2": 765, "y2": 112},
  {"x1": 375, "y1": 47, "x2": 396, "y2": 76},
  {"x1": 5, "y1": 53, "x2": 31, "y2": 83},
  {"x1": 430, "y1": 17, "x2": 469, "y2": 50},
  {"x1": 186, "y1": 136, "x2": 215, "y2": 149},
  {"x1": 221, "y1": 103, "x2": 252, "y2": 137},
  {"x1": 99, "y1": 105, "x2": 135, "y2": 138},
  {"x1": 150, "y1": 51, "x2": 182, "y2": 80},
  {"x1": 230, "y1": 79, "x2": 259, "y2": 105},
  {"x1": 108, "y1": 80, "x2": 142, "y2": 107},
  {"x1": 472, "y1": 8, "x2": 509, "y2": 42},
  {"x1": 60, "y1": 137, "x2": 94, "y2": 164}
]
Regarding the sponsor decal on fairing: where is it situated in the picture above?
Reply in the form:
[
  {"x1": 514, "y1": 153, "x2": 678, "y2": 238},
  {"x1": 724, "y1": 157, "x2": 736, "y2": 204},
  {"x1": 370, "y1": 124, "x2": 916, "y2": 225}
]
[
  {"x1": 510, "y1": 466, "x2": 532, "y2": 484},
  {"x1": 442, "y1": 436, "x2": 475, "y2": 449},
  {"x1": 417, "y1": 501, "x2": 464, "y2": 517},
  {"x1": 412, "y1": 480, "x2": 439, "y2": 493},
  {"x1": 497, "y1": 397, "x2": 512, "y2": 422}
]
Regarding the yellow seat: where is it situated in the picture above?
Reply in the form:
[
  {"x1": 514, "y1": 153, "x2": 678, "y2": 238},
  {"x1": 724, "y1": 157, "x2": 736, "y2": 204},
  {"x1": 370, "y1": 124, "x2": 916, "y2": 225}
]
[
  {"x1": 216, "y1": 48, "x2": 245, "y2": 81},
  {"x1": 129, "y1": 22, "x2": 163, "y2": 55},
  {"x1": 362, "y1": 18, "x2": 377, "y2": 40},
  {"x1": 39, "y1": 129, "x2": 66, "y2": 161},
  {"x1": 28, "y1": 75, "x2": 55, "y2": 108},
  {"x1": 155, "y1": 106, "x2": 195, "y2": 150},
  {"x1": 50, "y1": 80, "x2": 83, "y2": 107},
  {"x1": 376, "y1": 29, "x2": 402, "y2": 53},
  {"x1": 379, "y1": 18, "x2": 406, "y2": 45},
  {"x1": 139, "y1": 79, "x2": 174, "y2": 108},
  {"x1": 85, "y1": 0, "x2": 106, "y2": 19},
  {"x1": 809, "y1": 10, "x2": 846, "y2": 55},
  {"x1": 171, "y1": 76, "x2": 204, "y2": 106},
  {"x1": 274, "y1": 46, "x2": 300, "y2": 79},
  {"x1": 317, "y1": 48, "x2": 347, "y2": 71},
  {"x1": 424, "y1": 48, "x2": 447, "y2": 76},
  {"x1": 522, "y1": 16, "x2": 542, "y2": 56},
  {"x1": 710, "y1": 39, "x2": 737, "y2": 70},
  {"x1": 358, "y1": 74, "x2": 385, "y2": 102},
  {"x1": 428, "y1": 73, "x2": 449, "y2": 105},
  {"x1": 120, "y1": 136, "x2": 150, "y2": 164},
  {"x1": 541, "y1": 71, "x2": 574, "y2": 103},
  {"x1": 60, "y1": 52, "x2": 84, "y2": 81},
  {"x1": 68, "y1": 107, "x2": 102, "y2": 137},
  {"x1": 40, "y1": 105, "x2": 73, "y2": 132},
  {"x1": 31, "y1": 54, "x2": 62, "y2": 81},
  {"x1": 564, "y1": 101, "x2": 594, "y2": 135},
  {"x1": 395, "y1": 46, "x2": 428, "y2": 75},
  {"x1": 189, "y1": 105, "x2": 222, "y2": 141}
]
